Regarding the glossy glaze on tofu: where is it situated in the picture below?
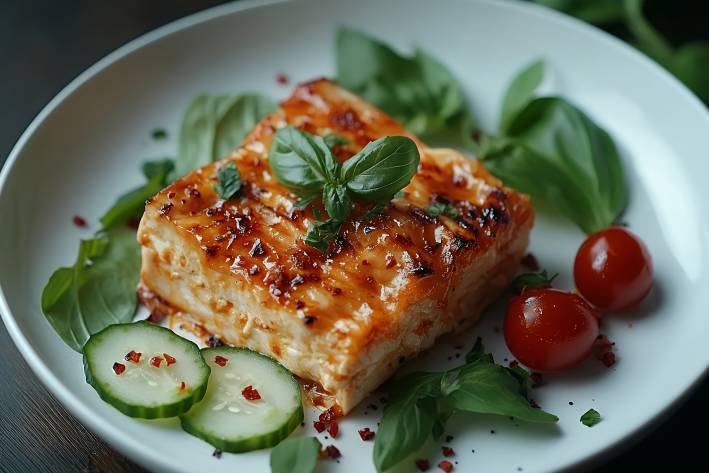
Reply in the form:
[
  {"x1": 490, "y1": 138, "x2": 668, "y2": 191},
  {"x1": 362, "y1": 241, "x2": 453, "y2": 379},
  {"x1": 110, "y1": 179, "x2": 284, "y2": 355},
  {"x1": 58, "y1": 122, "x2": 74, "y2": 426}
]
[{"x1": 137, "y1": 79, "x2": 533, "y2": 413}]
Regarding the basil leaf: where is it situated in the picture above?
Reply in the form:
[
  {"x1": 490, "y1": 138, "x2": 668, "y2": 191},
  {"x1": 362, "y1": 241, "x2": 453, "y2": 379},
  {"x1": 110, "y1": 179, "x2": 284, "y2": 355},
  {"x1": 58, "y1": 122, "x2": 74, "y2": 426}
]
[
  {"x1": 580, "y1": 408, "x2": 602, "y2": 427},
  {"x1": 41, "y1": 228, "x2": 141, "y2": 352},
  {"x1": 294, "y1": 194, "x2": 318, "y2": 210},
  {"x1": 323, "y1": 183, "x2": 351, "y2": 222},
  {"x1": 500, "y1": 60, "x2": 544, "y2": 133},
  {"x1": 270, "y1": 436, "x2": 321, "y2": 473},
  {"x1": 304, "y1": 218, "x2": 342, "y2": 251},
  {"x1": 446, "y1": 360, "x2": 558, "y2": 423},
  {"x1": 426, "y1": 202, "x2": 458, "y2": 219},
  {"x1": 214, "y1": 162, "x2": 242, "y2": 200},
  {"x1": 175, "y1": 94, "x2": 276, "y2": 178},
  {"x1": 336, "y1": 28, "x2": 475, "y2": 149},
  {"x1": 269, "y1": 126, "x2": 339, "y2": 196},
  {"x1": 100, "y1": 159, "x2": 174, "y2": 230},
  {"x1": 323, "y1": 132, "x2": 351, "y2": 149},
  {"x1": 374, "y1": 372, "x2": 442, "y2": 473},
  {"x1": 361, "y1": 202, "x2": 387, "y2": 221},
  {"x1": 484, "y1": 96, "x2": 626, "y2": 234},
  {"x1": 342, "y1": 136, "x2": 420, "y2": 203}
]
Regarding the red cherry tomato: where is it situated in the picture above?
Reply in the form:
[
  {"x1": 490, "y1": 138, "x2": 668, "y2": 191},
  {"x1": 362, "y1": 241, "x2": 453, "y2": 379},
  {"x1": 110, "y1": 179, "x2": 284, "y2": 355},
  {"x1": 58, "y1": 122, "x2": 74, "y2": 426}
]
[
  {"x1": 504, "y1": 288, "x2": 600, "y2": 371},
  {"x1": 574, "y1": 226, "x2": 653, "y2": 311}
]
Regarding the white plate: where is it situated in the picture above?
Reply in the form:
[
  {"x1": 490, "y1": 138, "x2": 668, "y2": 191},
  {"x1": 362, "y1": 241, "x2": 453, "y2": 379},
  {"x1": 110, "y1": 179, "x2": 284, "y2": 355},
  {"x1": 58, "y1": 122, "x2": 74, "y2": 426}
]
[{"x1": 1, "y1": 0, "x2": 708, "y2": 472}]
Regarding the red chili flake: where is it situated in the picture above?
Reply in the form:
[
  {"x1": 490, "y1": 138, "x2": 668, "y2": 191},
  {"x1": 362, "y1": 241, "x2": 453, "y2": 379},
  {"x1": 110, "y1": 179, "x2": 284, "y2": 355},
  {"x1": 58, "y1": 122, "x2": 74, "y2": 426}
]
[
  {"x1": 509, "y1": 360, "x2": 519, "y2": 369},
  {"x1": 365, "y1": 276, "x2": 375, "y2": 284},
  {"x1": 295, "y1": 300, "x2": 305, "y2": 310},
  {"x1": 327, "y1": 420, "x2": 339, "y2": 438},
  {"x1": 214, "y1": 355, "x2": 228, "y2": 367},
  {"x1": 319, "y1": 405, "x2": 343, "y2": 423},
  {"x1": 442, "y1": 446, "x2": 455, "y2": 457},
  {"x1": 361, "y1": 259, "x2": 370, "y2": 266},
  {"x1": 72, "y1": 215, "x2": 87, "y2": 228},
  {"x1": 530, "y1": 372, "x2": 544, "y2": 388},
  {"x1": 303, "y1": 316, "x2": 316, "y2": 325},
  {"x1": 242, "y1": 385, "x2": 261, "y2": 401},
  {"x1": 529, "y1": 398, "x2": 540, "y2": 409},
  {"x1": 112, "y1": 362, "x2": 126, "y2": 375},
  {"x1": 521, "y1": 253, "x2": 540, "y2": 271},
  {"x1": 146, "y1": 309, "x2": 165, "y2": 324},
  {"x1": 332, "y1": 287, "x2": 342, "y2": 296},
  {"x1": 150, "y1": 356, "x2": 164, "y2": 368},
  {"x1": 124, "y1": 351, "x2": 142, "y2": 363},
  {"x1": 167, "y1": 191, "x2": 176, "y2": 199},
  {"x1": 159, "y1": 203, "x2": 174, "y2": 215},
  {"x1": 438, "y1": 460, "x2": 454, "y2": 472},
  {"x1": 599, "y1": 351, "x2": 616, "y2": 367},
  {"x1": 163, "y1": 353, "x2": 176, "y2": 366},
  {"x1": 324, "y1": 445, "x2": 341, "y2": 459},
  {"x1": 275, "y1": 73, "x2": 289, "y2": 85},
  {"x1": 313, "y1": 420, "x2": 326, "y2": 433},
  {"x1": 358, "y1": 428, "x2": 375, "y2": 441},
  {"x1": 415, "y1": 459, "x2": 431, "y2": 471},
  {"x1": 385, "y1": 254, "x2": 397, "y2": 268}
]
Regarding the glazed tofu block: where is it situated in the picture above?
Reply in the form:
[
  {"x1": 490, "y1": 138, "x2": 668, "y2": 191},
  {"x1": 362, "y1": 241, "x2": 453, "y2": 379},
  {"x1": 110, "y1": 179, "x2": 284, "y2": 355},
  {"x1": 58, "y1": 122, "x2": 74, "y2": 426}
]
[{"x1": 137, "y1": 79, "x2": 533, "y2": 413}]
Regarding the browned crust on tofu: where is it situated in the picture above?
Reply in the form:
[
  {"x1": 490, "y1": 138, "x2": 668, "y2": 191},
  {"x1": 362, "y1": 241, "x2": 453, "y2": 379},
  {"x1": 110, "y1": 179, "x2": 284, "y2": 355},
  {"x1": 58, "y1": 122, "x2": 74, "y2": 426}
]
[{"x1": 137, "y1": 79, "x2": 533, "y2": 412}]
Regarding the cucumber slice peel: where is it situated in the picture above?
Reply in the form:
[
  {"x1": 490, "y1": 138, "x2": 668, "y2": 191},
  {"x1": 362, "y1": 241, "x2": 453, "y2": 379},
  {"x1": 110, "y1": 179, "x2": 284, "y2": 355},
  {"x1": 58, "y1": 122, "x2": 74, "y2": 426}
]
[
  {"x1": 83, "y1": 321, "x2": 210, "y2": 419},
  {"x1": 180, "y1": 347, "x2": 304, "y2": 453}
]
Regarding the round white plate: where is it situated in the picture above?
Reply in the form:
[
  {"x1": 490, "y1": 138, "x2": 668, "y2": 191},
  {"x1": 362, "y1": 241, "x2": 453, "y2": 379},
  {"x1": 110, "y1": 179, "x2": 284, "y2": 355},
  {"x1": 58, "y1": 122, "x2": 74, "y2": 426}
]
[{"x1": 1, "y1": 0, "x2": 708, "y2": 472}]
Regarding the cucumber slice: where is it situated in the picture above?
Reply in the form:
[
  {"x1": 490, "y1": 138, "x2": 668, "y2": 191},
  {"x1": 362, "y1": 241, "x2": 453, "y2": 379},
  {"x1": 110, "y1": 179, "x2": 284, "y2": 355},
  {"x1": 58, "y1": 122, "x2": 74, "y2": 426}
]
[
  {"x1": 83, "y1": 321, "x2": 210, "y2": 419},
  {"x1": 180, "y1": 347, "x2": 303, "y2": 453}
]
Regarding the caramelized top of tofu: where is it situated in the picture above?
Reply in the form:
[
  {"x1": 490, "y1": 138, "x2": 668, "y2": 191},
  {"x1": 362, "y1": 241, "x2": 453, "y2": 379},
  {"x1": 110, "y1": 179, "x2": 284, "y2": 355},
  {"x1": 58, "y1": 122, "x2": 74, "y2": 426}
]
[{"x1": 145, "y1": 79, "x2": 532, "y2": 333}]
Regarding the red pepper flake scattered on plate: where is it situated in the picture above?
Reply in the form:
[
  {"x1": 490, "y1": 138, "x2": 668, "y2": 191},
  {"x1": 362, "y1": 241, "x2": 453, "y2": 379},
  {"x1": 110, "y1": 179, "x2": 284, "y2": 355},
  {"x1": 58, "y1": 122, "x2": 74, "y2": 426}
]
[
  {"x1": 313, "y1": 420, "x2": 326, "y2": 433},
  {"x1": 324, "y1": 445, "x2": 341, "y2": 459},
  {"x1": 529, "y1": 398, "x2": 540, "y2": 409},
  {"x1": 124, "y1": 350, "x2": 141, "y2": 363},
  {"x1": 530, "y1": 372, "x2": 544, "y2": 388},
  {"x1": 163, "y1": 353, "x2": 176, "y2": 366},
  {"x1": 442, "y1": 446, "x2": 455, "y2": 457},
  {"x1": 179, "y1": 381, "x2": 186, "y2": 391},
  {"x1": 598, "y1": 351, "x2": 616, "y2": 367},
  {"x1": 319, "y1": 405, "x2": 343, "y2": 423},
  {"x1": 415, "y1": 459, "x2": 430, "y2": 471},
  {"x1": 72, "y1": 215, "x2": 87, "y2": 228},
  {"x1": 150, "y1": 356, "x2": 163, "y2": 368},
  {"x1": 358, "y1": 427, "x2": 375, "y2": 441},
  {"x1": 521, "y1": 253, "x2": 540, "y2": 271},
  {"x1": 112, "y1": 362, "x2": 125, "y2": 375},
  {"x1": 328, "y1": 420, "x2": 339, "y2": 438},
  {"x1": 508, "y1": 360, "x2": 519, "y2": 369},
  {"x1": 214, "y1": 355, "x2": 228, "y2": 367},
  {"x1": 146, "y1": 309, "x2": 166, "y2": 324},
  {"x1": 242, "y1": 385, "x2": 261, "y2": 401},
  {"x1": 438, "y1": 460, "x2": 454, "y2": 472},
  {"x1": 275, "y1": 73, "x2": 289, "y2": 85}
]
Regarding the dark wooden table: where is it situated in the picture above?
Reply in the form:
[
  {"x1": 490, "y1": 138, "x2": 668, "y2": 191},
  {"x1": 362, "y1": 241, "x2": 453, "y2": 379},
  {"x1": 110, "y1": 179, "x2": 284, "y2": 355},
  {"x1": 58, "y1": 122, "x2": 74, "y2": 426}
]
[{"x1": 1, "y1": 1, "x2": 706, "y2": 471}]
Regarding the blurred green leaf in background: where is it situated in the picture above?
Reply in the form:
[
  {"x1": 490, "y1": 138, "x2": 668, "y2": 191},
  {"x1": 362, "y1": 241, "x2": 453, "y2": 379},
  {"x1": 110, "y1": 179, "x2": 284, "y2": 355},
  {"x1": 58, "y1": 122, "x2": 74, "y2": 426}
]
[{"x1": 531, "y1": 0, "x2": 709, "y2": 104}]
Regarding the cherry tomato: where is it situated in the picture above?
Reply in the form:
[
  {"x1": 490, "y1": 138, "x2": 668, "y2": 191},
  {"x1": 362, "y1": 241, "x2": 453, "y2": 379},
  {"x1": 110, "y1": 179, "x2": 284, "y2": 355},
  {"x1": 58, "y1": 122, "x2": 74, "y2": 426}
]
[
  {"x1": 504, "y1": 288, "x2": 600, "y2": 371},
  {"x1": 574, "y1": 226, "x2": 653, "y2": 311}
]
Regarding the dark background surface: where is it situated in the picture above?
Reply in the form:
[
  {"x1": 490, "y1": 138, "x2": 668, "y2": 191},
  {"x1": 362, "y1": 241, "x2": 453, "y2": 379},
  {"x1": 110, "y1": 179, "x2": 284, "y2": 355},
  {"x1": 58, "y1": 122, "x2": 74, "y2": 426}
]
[{"x1": 0, "y1": 1, "x2": 706, "y2": 472}]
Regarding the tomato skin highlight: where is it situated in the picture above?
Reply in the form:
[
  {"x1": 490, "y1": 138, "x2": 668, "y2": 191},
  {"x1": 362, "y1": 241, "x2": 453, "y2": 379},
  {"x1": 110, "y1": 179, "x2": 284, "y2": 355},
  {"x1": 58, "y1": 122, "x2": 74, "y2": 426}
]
[
  {"x1": 504, "y1": 289, "x2": 600, "y2": 372},
  {"x1": 574, "y1": 227, "x2": 653, "y2": 311}
]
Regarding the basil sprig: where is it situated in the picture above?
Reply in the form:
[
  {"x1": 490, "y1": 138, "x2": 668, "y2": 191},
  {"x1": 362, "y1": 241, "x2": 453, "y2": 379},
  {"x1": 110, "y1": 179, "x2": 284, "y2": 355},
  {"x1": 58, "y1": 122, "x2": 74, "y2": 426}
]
[
  {"x1": 336, "y1": 28, "x2": 475, "y2": 150},
  {"x1": 270, "y1": 436, "x2": 321, "y2": 473},
  {"x1": 374, "y1": 338, "x2": 557, "y2": 472},
  {"x1": 479, "y1": 60, "x2": 627, "y2": 234},
  {"x1": 269, "y1": 126, "x2": 419, "y2": 251},
  {"x1": 214, "y1": 162, "x2": 242, "y2": 200}
]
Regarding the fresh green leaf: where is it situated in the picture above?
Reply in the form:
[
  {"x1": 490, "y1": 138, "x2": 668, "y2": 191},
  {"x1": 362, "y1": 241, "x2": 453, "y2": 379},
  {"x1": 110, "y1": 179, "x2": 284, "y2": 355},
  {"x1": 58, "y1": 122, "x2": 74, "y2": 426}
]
[
  {"x1": 213, "y1": 162, "x2": 242, "y2": 200},
  {"x1": 446, "y1": 359, "x2": 558, "y2": 423},
  {"x1": 669, "y1": 42, "x2": 709, "y2": 103},
  {"x1": 294, "y1": 194, "x2": 318, "y2": 210},
  {"x1": 269, "y1": 126, "x2": 339, "y2": 196},
  {"x1": 361, "y1": 202, "x2": 387, "y2": 221},
  {"x1": 342, "y1": 136, "x2": 420, "y2": 203},
  {"x1": 374, "y1": 372, "x2": 442, "y2": 473},
  {"x1": 622, "y1": 0, "x2": 673, "y2": 64},
  {"x1": 465, "y1": 336, "x2": 493, "y2": 364},
  {"x1": 426, "y1": 202, "x2": 458, "y2": 219},
  {"x1": 323, "y1": 183, "x2": 352, "y2": 221},
  {"x1": 483, "y1": 97, "x2": 626, "y2": 234},
  {"x1": 270, "y1": 436, "x2": 322, "y2": 473},
  {"x1": 304, "y1": 218, "x2": 342, "y2": 252},
  {"x1": 532, "y1": 0, "x2": 625, "y2": 24},
  {"x1": 175, "y1": 94, "x2": 277, "y2": 178},
  {"x1": 323, "y1": 132, "x2": 352, "y2": 149},
  {"x1": 41, "y1": 228, "x2": 141, "y2": 352},
  {"x1": 151, "y1": 128, "x2": 167, "y2": 140},
  {"x1": 336, "y1": 28, "x2": 475, "y2": 149},
  {"x1": 511, "y1": 270, "x2": 557, "y2": 292},
  {"x1": 500, "y1": 60, "x2": 545, "y2": 133},
  {"x1": 580, "y1": 408, "x2": 602, "y2": 427},
  {"x1": 99, "y1": 159, "x2": 174, "y2": 230}
]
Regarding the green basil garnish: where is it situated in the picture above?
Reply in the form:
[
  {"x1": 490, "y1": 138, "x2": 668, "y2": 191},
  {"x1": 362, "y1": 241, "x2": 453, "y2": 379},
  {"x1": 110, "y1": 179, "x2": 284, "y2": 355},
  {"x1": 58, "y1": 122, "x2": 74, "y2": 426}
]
[
  {"x1": 270, "y1": 436, "x2": 322, "y2": 473},
  {"x1": 214, "y1": 162, "x2": 242, "y2": 200},
  {"x1": 580, "y1": 408, "x2": 602, "y2": 427}
]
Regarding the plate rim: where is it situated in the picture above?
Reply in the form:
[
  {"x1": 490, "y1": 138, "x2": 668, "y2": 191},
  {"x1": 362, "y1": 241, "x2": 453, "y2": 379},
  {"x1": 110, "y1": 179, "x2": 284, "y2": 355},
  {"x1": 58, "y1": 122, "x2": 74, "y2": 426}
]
[{"x1": 1, "y1": 0, "x2": 707, "y2": 471}]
